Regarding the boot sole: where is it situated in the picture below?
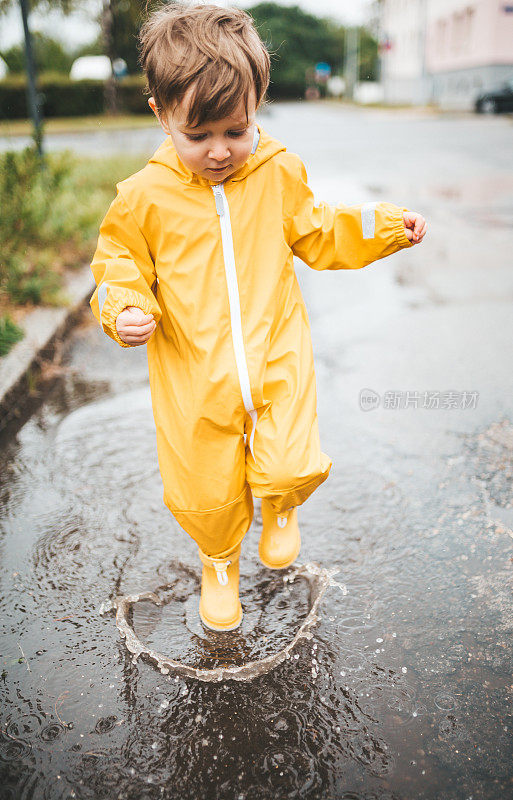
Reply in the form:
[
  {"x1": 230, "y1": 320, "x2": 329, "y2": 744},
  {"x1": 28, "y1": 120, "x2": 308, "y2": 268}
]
[{"x1": 199, "y1": 604, "x2": 243, "y2": 632}]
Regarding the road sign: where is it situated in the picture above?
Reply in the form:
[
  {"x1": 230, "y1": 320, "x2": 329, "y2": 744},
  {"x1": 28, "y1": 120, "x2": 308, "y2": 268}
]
[{"x1": 315, "y1": 62, "x2": 332, "y2": 83}]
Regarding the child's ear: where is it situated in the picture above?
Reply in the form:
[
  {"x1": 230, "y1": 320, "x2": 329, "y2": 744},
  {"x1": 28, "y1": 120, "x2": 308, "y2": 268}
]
[
  {"x1": 148, "y1": 97, "x2": 171, "y2": 134},
  {"x1": 148, "y1": 96, "x2": 159, "y2": 121}
]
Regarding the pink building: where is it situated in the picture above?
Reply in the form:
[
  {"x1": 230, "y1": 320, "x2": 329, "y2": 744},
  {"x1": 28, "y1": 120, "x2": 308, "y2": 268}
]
[
  {"x1": 379, "y1": 0, "x2": 513, "y2": 108},
  {"x1": 427, "y1": 0, "x2": 513, "y2": 107}
]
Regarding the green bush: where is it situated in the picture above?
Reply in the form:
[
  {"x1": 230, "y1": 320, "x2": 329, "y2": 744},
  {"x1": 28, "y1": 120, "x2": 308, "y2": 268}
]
[
  {"x1": 0, "y1": 146, "x2": 147, "y2": 308},
  {"x1": 0, "y1": 75, "x2": 148, "y2": 120},
  {"x1": 4, "y1": 255, "x2": 63, "y2": 306},
  {"x1": 0, "y1": 315, "x2": 24, "y2": 357},
  {"x1": 39, "y1": 76, "x2": 105, "y2": 118},
  {"x1": 0, "y1": 148, "x2": 71, "y2": 304},
  {"x1": 0, "y1": 65, "x2": 315, "y2": 120},
  {"x1": 116, "y1": 76, "x2": 150, "y2": 114},
  {"x1": 267, "y1": 77, "x2": 307, "y2": 101},
  {"x1": 0, "y1": 76, "x2": 28, "y2": 119}
]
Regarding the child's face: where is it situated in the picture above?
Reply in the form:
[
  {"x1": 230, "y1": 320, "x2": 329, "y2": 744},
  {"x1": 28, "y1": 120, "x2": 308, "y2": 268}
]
[{"x1": 149, "y1": 85, "x2": 257, "y2": 183}]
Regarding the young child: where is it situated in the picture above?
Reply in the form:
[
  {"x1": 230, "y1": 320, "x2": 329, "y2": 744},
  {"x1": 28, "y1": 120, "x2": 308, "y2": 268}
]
[{"x1": 89, "y1": 4, "x2": 427, "y2": 632}]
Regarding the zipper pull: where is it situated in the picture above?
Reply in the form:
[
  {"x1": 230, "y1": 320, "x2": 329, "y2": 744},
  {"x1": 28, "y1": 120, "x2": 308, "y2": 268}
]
[{"x1": 213, "y1": 187, "x2": 224, "y2": 217}]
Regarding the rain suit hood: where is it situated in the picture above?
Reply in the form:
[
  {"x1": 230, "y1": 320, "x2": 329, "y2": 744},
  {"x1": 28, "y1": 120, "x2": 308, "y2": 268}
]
[
  {"x1": 147, "y1": 125, "x2": 285, "y2": 187},
  {"x1": 90, "y1": 124, "x2": 413, "y2": 559}
]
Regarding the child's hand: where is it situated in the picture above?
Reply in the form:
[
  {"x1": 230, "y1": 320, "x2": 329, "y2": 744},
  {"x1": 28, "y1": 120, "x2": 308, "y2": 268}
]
[
  {"x1": 403, "y1": 211, "x2": 427, "y2": 244},
  {"x1": 116, "y1": 306, "x2": 157, "y2": 346}
]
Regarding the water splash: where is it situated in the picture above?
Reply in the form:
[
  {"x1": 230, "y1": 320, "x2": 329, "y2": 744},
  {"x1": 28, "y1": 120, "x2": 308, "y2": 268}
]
[{"x1": 99, "y1": 562, "x2": 345, "y2": 682}]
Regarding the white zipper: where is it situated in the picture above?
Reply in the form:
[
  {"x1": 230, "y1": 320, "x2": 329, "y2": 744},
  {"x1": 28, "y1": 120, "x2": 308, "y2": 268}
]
[{"x1": 212, "y1": 183, "x2": 258, "y2": 458}]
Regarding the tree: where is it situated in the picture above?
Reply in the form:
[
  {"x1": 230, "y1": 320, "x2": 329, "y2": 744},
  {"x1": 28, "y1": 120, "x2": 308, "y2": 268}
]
[
  {"x1": 0, "y1": 0, "x2": 79, "y2": 154},
  {"x1": 98, "y1": 1, "x2": 162, "y2": 109},
  {"x1": 247, "y1": 3, "x2": 346, "y2": 97},
  {"x1": 0, "y1": 0, "x2": 74, "y2": 11},
  {"x1": 84, "y1": 1, "x2": 173, "y2": 76},
  {"x1": 0, "y1": 32, "x2": 74, "y2": 74},
  {"x1": 358, "y1": 27, "x2": 379, "y2": 82},
  {"x1": 0, "y1": 0, "x2": 145, "y2": 122},
  {"x1": 110, "y1": 0, "x2": 148, "y2": 74}
]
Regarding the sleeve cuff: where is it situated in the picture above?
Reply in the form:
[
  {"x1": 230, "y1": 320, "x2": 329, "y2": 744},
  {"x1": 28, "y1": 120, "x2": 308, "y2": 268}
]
[
  {"x1": 394, "y1": 207, "x2": 414, "y2": 248},
  {"x1": 101, "y1": 289, "x2": 160, "y2": 348}
]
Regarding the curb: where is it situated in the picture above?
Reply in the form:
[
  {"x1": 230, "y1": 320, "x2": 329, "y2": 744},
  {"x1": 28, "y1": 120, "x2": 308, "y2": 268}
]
[{"x1": 0, "y1": 264, "x2": 94, "y2": 435}]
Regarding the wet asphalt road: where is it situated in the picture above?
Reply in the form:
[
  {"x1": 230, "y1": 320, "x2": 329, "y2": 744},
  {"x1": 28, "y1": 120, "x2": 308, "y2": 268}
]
[{"x1": 1, "y1": 102, "x2": 513, "y2": 799}]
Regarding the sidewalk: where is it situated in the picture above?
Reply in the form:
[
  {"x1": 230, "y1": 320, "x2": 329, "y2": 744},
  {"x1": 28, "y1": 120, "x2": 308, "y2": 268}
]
[{"x1": 0, "y1": 264, "x2": 94, "y2": 434}]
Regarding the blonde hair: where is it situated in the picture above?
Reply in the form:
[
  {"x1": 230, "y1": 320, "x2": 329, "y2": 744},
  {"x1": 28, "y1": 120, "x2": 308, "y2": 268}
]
[{"x1": 139, "y1": 3, "x2": 270, "y2": 127}]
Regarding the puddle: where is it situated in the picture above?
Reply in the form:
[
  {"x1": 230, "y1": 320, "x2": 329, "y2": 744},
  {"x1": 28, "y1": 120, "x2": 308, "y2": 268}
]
[
  {"x1": 100, "y1": 562, "x2": 346, "y2": 682},
  {"x1": 2, "y1": 386, "x2": 513, "y2": 798}
]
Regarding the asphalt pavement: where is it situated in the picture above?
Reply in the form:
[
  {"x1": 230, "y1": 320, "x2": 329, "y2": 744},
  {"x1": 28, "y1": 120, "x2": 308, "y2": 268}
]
[{"x1": 1, "y1": 102, "x2": 512, "y2": 799}]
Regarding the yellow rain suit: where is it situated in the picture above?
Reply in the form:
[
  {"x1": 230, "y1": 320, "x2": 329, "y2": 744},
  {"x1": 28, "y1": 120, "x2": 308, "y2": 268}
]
[{"x1": 90, "y1": 125, "x2": 413, "y2": 559}]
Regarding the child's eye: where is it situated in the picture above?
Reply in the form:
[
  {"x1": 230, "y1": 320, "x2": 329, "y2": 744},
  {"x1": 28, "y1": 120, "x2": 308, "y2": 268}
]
[{"x1": 186, "y1": 130, "x2": 246, "y2": 142}]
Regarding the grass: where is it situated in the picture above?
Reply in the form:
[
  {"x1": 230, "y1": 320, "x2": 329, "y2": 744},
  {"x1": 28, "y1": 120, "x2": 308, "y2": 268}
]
[
  {"x1": 0, "y1": 315, "x2": 24, "y2": 356},
  {"x1": 0, "y1": 114, "x2": 158, "y2": 137},
  {"x1": 0, "y1": 147, "x2": 148, "y2": 320}
]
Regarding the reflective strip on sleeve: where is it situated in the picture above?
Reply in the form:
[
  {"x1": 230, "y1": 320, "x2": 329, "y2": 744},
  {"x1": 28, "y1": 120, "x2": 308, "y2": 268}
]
[{"x1": 361, "y1": 202, "x2": 377, "y2": 239}]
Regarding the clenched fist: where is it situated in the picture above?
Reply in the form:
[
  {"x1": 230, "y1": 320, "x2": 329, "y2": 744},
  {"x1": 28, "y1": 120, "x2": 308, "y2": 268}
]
[
  {"x1": 403, "y1": 211, "x2": 427, "y2": 244},
  {"x1": 116, "y1": 306, "x2": 157, "y2": 346}
]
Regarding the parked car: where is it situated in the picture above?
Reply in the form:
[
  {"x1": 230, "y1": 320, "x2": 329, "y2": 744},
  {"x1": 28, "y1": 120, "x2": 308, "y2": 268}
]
[{"x1": 475, "y1": 77, "x2": 513, "y2": 114}]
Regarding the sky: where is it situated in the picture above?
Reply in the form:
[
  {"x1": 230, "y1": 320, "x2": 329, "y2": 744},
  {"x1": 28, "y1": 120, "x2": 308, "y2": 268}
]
[{"x1": 0, "y1": 0, "x2": 371, "y2": 52}]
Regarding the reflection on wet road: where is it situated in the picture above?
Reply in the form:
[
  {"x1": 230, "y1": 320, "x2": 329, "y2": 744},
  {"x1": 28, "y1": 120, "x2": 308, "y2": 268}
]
[{"x1": 1, "y1": 103, "x2": 512, "y2": 799}]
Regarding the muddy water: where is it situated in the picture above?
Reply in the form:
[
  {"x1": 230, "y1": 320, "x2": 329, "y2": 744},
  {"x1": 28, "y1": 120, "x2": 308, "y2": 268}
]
[
  {"x1": 108, "y1": 562, "x2": 346, "y2": 682},
  {"x1": 2, "y1": 106, "x2": 513, "y2": 798}
]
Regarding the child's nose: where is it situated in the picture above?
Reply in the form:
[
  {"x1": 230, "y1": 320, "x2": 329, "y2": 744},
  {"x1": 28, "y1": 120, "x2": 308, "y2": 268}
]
[{"x1": 208, "y1": 142, "x2": 230, "y2": 161}]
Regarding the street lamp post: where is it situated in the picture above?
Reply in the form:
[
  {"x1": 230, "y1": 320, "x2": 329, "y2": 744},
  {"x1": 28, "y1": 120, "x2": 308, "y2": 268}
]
[
  {"x1": 419, "y1": 0, "x2": 429, "y2": 106},
  {"x1": 344, "y1": 26, "x2": 359, "y2": 100},
  {"x1": 18, "y1": 0, "x2": 43, "y2": 156}
]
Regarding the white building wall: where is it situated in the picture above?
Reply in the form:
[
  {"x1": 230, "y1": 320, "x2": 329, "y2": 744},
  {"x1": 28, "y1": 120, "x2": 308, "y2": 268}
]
[{"x1": 380, "y1": 0, "x2": 428, "y2": 104}]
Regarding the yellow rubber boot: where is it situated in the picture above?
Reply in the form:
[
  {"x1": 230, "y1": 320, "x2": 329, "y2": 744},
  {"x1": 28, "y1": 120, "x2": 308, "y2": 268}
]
[
  {"x1": 259, "y1": 500, "x2": 301, "y2": 569},
  {"x1": 198, "y1": 545, "x2": 243, "y2": 631}
]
